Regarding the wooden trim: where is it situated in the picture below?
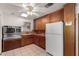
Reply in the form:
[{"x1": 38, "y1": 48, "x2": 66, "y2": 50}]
[{"x1": 64, "y1": 3, "x2": 75, "y2": 56}]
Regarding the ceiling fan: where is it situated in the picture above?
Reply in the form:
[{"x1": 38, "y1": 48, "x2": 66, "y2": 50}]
[
  {"x1": 21, "y1": 3, "x2": 54, "y2": 17},
  {"x1": 22, "y1": 3, "x2": 39, "y2": 16},
  {"x1": 11, "y1": 3, "x2": 54, "y2": 18}
]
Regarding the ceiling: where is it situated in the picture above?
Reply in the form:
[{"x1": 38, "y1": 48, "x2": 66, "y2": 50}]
[{"x1": 1, "y1": 3, "x2": 65, "y2": 20}]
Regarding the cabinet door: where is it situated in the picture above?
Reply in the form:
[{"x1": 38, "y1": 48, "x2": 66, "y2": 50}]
[
  {"x1": 3, "y1": 39, "x2": 21, "y2": 52},
  {"x1": 35, "y1": 19, "x2": 42, "y2": 30},
  {"x1": 34, "y1": 36, "x2": 45, "y2": 49},
  {"x1": 13, "y1": 39, "x2": 21, "y2": 48},
  {"x1": 39, "y1": 36, "x2": 45, "y2": 49},
  {"x1": 3, "y1": 39, "x2": 14, "y2": 52},
  {"x1": 34, "y1": 15, "x2": 49, "y2": 30},
  {"x1": 21, "y1": 35, "x2": 33, "y2": 46},
  {"x1": 34, "y1": 35, "x2": 39, "y2": 46},
  {"x1": 50, "y1": 9, "x2": 64, "y2": 23},
  {"x1": 41, "y1": 15, "x2": 50, "y2": 30}
]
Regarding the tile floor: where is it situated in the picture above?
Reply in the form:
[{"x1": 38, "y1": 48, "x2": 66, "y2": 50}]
[{"x1": 0, "y1": 44, "x2": 50, "y2": 56}]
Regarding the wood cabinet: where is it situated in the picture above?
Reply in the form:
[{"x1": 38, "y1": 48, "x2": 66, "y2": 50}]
[
  {"x1": 34, "y1": 35, "x2": 39, "y2": 46},
  {"x1": 21, "y1": 35, "x2": 45, "y2": 49},
  {"x1": 34, "y1": 35, "x2": 45, "y2": 49},
  {"x1": 34, "y1": 15, "x2": 50, "y2": 30},
  {"x1": 39, "y1": 36, "x2": 45, "y2": 49},
  {"x1": 3, "y1": 35, "x2": 34, "y2": 52},
  {"x1": 3, "y1": 34, "x2": 45, "y2": 52},
  {"x1": 50, "y1": 9, "x2": 64, "y2": 23},
  {"x1": 21, "y1": 35, "x2": 34, "y2": 46},
  {"x1": 64, "y1": 3, "x2": 75, "y2": 56},
  {"x1": 35, "y1": 18, "x2": 42, "y2": 30},
  {"x1": 3, "y1": 38, "x2": 21, "y2": 52},
  {"x1": 34, "y1": 9, "x2": 64, "y2": 30}
]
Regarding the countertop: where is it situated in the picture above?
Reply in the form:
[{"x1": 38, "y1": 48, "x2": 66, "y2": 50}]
[
  {"x1": 3, "y1": 35, "x2": 22, "y2": 40},
  {"x1": 21, "y1": 33, "x2": 45, "y2": 37},
  {"x1": 3, "y1": 32, "x2": 45, "y2": 40}
]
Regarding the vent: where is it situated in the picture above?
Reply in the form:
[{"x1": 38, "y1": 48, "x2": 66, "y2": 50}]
[{"x1": 45, "y1": 3, "x2": 54, "y2": 8}]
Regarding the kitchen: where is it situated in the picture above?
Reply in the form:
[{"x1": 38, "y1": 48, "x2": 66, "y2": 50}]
[{"x1": 0, "y1": 3, "x2": 78, "y2": 56}]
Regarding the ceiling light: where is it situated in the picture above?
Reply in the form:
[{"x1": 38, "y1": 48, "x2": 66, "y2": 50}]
[
  {"x1": 27, "y1": 12, "x2": 33, "y2": 15},
  {"x1": 21, "y1": 13, "x2": 28, "y2": 17}
]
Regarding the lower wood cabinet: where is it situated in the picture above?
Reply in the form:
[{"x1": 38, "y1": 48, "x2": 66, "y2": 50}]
[
  {"x1": 3, "y1": 35, "x2": 45, "y2": 52},
  {"x1": 34, "y1": 35, "x2": 45, "y2": 49},
  {"x1": 39, "y1": 36, "x2": 45, "y2": 49},
  {"x1": 21, "y1": 35, "x2": 45, "y2": 49},
  {"x1": 21, "y1": 35, "x2": 34, "y2": 46},
  {"x1": 3, "y1": 38, "x2": 21, "y2": 52}
]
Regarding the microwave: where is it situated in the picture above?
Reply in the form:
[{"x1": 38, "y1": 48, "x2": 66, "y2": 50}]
[
  {"x1": 3, "y1": 26, "x2": 15, "y2": 33},
  {"x1": 3, "y1": 26, "x2": 21, "y2": 34}
]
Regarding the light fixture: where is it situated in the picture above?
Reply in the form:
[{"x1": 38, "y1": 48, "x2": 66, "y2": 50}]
[
  {"x1": 27, "y1": 11, "x2": 33, "y2": 15},
  {"x1": 21, "y1": 13, "x2": 28, "y2": 17},
  {"x1": 22, "y1": 3, "x2": 39, "y2": 16},
  {"x1": 22, "y1": 3, "x2": 34, "y2": 15},
  {"x1": 65, "y1": 18, "x2": 72, "y2": 26}
]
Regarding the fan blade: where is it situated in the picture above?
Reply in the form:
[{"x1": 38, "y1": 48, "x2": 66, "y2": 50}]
[{"x1": 32, "y1": 12, "x2": 39, "y2": 17}]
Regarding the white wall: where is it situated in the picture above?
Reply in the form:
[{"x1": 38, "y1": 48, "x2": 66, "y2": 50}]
[
  {"x1": 3, "y1": 13, "x2": 24, "y2": 26},
  {"x1": 0, "y1": 4, "x2": 34, "y2": 32},
  {"x1": 76, "y1": 4, "x2": 79, "y2": 56}
]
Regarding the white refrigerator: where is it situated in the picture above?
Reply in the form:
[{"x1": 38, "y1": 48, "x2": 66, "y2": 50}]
[{"x1": 45, "y1": 22, "x2": 63, "y2": 56}]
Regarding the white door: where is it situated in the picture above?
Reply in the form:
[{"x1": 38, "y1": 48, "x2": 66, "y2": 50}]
[{"x1": 0, "y1": 14, "x2": 2, "y2": 54}]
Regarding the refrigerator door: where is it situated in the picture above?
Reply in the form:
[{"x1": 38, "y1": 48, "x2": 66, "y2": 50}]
[
  {"x1": 46, "y1": 34, "x2": 63, "y2": 56},
  {"x1": 46, "y1": 22, "x2": 63, "y2": 35}
]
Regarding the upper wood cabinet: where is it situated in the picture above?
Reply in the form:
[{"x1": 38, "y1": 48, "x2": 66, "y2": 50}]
[
  {"x1": 50, "y1": 9, "x2": 64, "y2": 23},
  {"x1": 34, "y1": 15, "x2": 50, "y2": 30},
  {"x1": 64, "y1": 3, "x2": 75, "y2": 56},
  {"x1": 34, "y1": 9, "x2": 64, "y2": 30},
  {"x1": 34, "y1": 18, "x2": 42, "y2": 30}
]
